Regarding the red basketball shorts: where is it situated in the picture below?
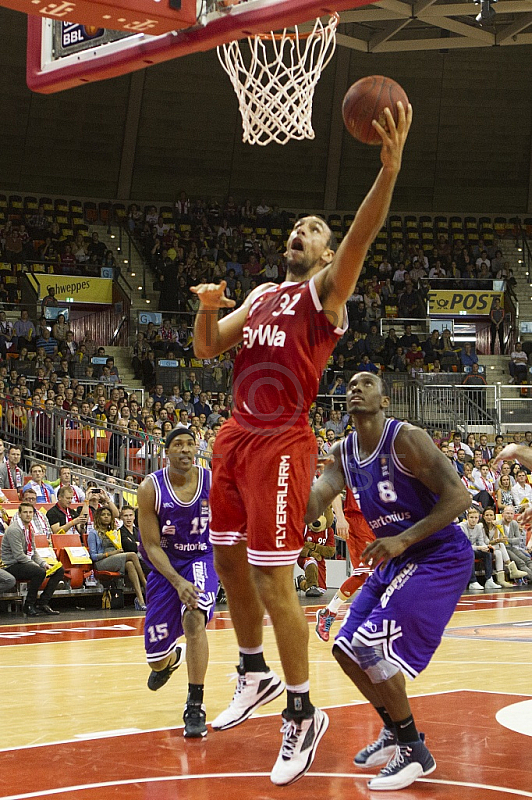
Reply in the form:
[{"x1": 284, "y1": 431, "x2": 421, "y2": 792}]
[
  {"x1": 209, "y1": 418, "x2": 317, "y2": 567},
  {"x1": 345, "y1": 507, "x2": 375, "y2": 565}
]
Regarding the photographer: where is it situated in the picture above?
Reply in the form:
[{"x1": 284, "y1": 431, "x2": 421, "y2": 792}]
[
  {"x1": 47, "y1": 486, "x2": 89, "y2": 535},
  {"x1": 78, "y1": 483, "x2": 119, "y2": 533}
]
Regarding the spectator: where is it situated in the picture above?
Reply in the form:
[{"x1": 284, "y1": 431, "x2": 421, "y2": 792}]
[
  {"x1": 459, "y1": 507, "x2": 500, "y2": 591},
  {"x1": 34, "y1": 398, "x2": 56, "y2": 456},
  {"x1": 72, "y1": 233, "x2": 89, "y2": 265},
  {"x1": 2, "y1": 501, "x2": 64, "y2": 615},
  {"x1": 13, "y1": 309, "x2": 35, "y2": 351},
  {"x1": 460, "y1": 343, "x2": 478, "y2": 370},
  {"x1": 88, "y1": 506, "x2": 147, "y2": 610},
  {"x1": 391, "y1": 346, "x2": 407, "y2": 372},
  {"x1": 511, "y1": 469, "x2": 532, "y2": 510},
  {"x1": 356, "y1": 354, "x2": 379, "y2": 374},
  {"x1": 35, "y1": 327, "x2": 58, "y2": 358},
  {"x1": 0, "y1": 444, "x2": 25, "y2": 491},
  {"x1": 24, "y1": 462, "x2": 56, "y2": 503},
  {"x1": 499, "y1": 505, "x2": 532, "y2": 579},
  {"x1": 0, "y1": 311, "x2": 13, "y2": 358},
  {"x1": 328, "y1": 375, "x2": 346, "y2": 395},
  {"x1": 489, "y1": 297, "x2": 505, "y2": 355},
  {"x1": 46, "y1": 486, "x2": 88, "y2": 535},
  {"x1": 87, "y1": 232, "x2": 107, "y2": 264},
  {"x1": 399, "y1": 324, "x2": 419, "y2": 350},
  {"x1": 509, "y1": 342, "x2": 528, "y2": 384},
  {"x1": 482, "y1": 506, "x2": 526, "y2": 585}
]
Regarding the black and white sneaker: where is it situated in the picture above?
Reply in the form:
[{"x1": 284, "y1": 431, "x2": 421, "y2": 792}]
[
  {"x1": 211, "y1": 668, "x2": 285, "y2": 730},
  {"x1": 368, "y1": 733, "x2": 436, "y2": 791},
  {"x1": 147, "y1": 644, "x2": 187, "y2": 691},
  {"x1": 183, "y1": 704, "x2": 207, "y2": 738},
  {"x1": 354, "y1": 725, "x2": 397, "y2": 768},
  {"x1": 270, "y1": 707, "x2": 329, "y2": 786}
]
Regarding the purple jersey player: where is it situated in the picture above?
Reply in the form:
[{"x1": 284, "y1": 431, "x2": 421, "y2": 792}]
[
  {"x1": 306, "y1": 372, "x2": 472, "y2": 791},
  {"x1": 137, "y1": 427, "x2": 218, "y2": 739}
]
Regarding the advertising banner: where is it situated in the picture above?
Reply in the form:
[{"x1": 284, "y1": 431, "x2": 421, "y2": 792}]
[
  {"x1": 32, "y1": 275, "x2": 113, "y2": 304},
  {"x1": 427, "y1": 290, "x2": 504, "y2": 315}
]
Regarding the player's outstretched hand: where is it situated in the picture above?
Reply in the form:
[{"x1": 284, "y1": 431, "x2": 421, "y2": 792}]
[
  {"x1": 517, "y1": 506, "x2": 532, "y2": 526},
  {"x1": 361, "y1": 536, "x2": 407, "y2": 569},
  {"x1": 493, "y1": 443, "x2": 521, "y2": 466},
  {"x1": 176, "y1": 577, "x2": 200, "y2": 610},
  {"x1": 373, "y1": 100, "x2": 413, "y2": 174},
  {"x1": 190, "y1": 280, "x2": 236, "y2": 310}
]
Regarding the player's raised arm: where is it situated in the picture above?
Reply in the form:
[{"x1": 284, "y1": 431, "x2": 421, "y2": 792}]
[
  {"x1": 191, "y1": 280, "x2": 275, "y2": 358},
  {"x1": 305, "y1": 443, "x2": 346, "y2": 524},
  {"x1": 362, "y1": 426, "x2": 470, "y2": 567},
  {"x1": 494, "y1": 443, "x2": 532, "y2": 470},
  {"x1": 315, "y1": 102, "x2": 412, "y2": 317}
]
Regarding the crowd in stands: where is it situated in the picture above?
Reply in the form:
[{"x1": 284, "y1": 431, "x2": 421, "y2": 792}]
[{"x1": 0, "y1": 214, "x2": 116, "y2": 278}]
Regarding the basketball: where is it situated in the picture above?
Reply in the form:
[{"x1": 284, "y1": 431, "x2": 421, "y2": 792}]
[{"x1": 342, "y1": 76, "x2": 409, "y2": 145}]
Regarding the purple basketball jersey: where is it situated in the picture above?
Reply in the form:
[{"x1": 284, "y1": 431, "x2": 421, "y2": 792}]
[
  {"x1": 335, "y1": 418, "x2": 473, "y2": 678},
  {"x1": 142, "y1": 466, "x2": 218, "y2": 664},
  {"x1": 340, "y1": 417, "x2": 468, "y2": 557},
  {"x1": 142, "y1": 465, "x2": 213, "y2": 569}
]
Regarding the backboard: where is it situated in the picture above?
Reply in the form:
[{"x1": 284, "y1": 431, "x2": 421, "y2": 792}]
[{"x1": 25, "y1": 0, "x2": 366, "y2": 93}]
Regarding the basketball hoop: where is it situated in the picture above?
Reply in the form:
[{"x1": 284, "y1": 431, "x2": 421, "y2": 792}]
[{"x1": 217, "y1": 13, "x2": 339, "y2": 146}]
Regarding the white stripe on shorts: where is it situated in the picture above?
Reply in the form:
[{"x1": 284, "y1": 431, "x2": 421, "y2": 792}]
[
  {"x1": 247, "y1": 547, "x2": 301, "y2": 567},
  {"x1": 209, "y1": 529, "x2": 247, "y2": 546}
]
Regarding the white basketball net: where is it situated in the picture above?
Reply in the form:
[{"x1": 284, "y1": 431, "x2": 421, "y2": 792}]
[{"x1": 217, "y1": 15, "x2": 338, "y2": 146}]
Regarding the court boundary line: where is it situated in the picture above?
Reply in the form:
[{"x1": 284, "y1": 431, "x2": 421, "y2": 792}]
[{"x1": 0, "y1": 770, "x2": 531, "y2": 800}]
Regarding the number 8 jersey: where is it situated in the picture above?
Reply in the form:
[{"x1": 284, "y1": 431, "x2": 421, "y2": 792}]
[
  {"x1": 142, "y1": 466, "x2": 213, "y2": 569},
  {"x1": 340, "y1": 418, "x2": 464, "y2": 558}
]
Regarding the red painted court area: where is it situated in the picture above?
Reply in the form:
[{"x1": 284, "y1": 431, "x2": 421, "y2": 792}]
[{"x1": 0, "y1": 692, "x2": 529, "y2": 800}]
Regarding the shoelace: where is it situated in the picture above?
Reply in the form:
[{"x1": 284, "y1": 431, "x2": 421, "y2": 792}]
[
  {"x1": 381, "y1": 743, "x2": 412, "y2": 775},
  {"x1": 366, "y1": 729, "x2": 393, "y2": 754},
  {"x1": 323, "y1": 614, "x2": 335, "y2": 632},
  {"x1": 228, "y1": 671, "x2": 246, "y2": 698},
  {"x1": 279, "y1": 718, "x2": 301, "y2": 760}
]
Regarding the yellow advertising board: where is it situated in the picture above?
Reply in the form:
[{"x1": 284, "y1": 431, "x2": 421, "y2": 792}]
[
  {"x1": 427, "y1": 290, "x2": 504, "y2": 315},
  {"x1": 31, "y1": 275, "x2": 113, "y2": 304}
]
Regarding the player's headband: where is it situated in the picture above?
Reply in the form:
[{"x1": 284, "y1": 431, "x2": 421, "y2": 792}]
[{"x1": 165, "y1": 427, "x2": 196, "y2": 448}]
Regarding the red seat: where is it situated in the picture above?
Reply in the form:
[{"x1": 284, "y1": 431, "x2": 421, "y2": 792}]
[
  {"x1": 64, "y1": 429, "x2": 90, "y2": 462},
  {"x1": 52, "y1": 533, "x2": 92, "y2": 589},
  {"x1": 1, "y1": 489, "x2": 20, "y2": 502}
]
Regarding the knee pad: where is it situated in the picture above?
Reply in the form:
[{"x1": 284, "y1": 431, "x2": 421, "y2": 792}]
[{"x1": 351, "y1": 634, "x2": 399, "y2": 684}]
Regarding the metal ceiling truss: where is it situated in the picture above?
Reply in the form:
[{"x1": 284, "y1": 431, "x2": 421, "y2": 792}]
[{"x1": 326, "y1": 0, "x2": 532, "y2": 53}]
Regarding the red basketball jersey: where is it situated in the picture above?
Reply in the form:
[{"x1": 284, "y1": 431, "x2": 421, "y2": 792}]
[{"x1": 232, "y1": 277, "x2": 347, "y2": 433}]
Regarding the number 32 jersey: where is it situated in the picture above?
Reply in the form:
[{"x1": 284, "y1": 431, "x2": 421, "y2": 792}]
[
  {"x1": 142, "y1": 466, "x2": 213, "y2": 570},
  {"x1": 232, "y1": 276, "x2": 347, "y2": 431}
]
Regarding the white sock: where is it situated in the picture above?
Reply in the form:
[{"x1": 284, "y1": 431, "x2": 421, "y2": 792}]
[
  {"x1": 239, "y1": 646, "x2": 264, "y2": 655},
  {"x1": 286, "y1": 680, "x2": 310, "y2": 694},
  {"x1": 328, "y1": 593, "x2": 346, "y2": 615}
]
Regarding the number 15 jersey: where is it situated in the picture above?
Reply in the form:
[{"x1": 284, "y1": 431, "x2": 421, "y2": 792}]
[{"x1": 142, "y1": 466, "x2": 213, "y2": 570}]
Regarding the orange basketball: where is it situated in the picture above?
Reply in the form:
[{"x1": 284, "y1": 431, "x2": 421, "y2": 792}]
[
  {"x1": 342, "y1": 76, "x2": 409, "y2": 145},
  {"x1": 83, "y1": 26, "x2": 102, "y2": 37}
]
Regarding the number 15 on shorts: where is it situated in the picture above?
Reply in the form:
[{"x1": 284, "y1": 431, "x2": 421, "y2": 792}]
[{"x1": 147, "y1": 623, "x2": 169, "y2": 643}]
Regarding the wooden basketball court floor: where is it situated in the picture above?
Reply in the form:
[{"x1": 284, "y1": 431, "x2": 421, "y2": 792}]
[{"x1": 0, "y1": 589, "x2": 531, "y2": 800}]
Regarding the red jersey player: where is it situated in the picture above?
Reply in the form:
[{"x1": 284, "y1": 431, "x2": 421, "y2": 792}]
[
  {"x1": 191, "y1": 101, "x2": 412, "y2": 786},
  {"x1": 315, "y1": 488, "x2": 375, "y2": 641}
]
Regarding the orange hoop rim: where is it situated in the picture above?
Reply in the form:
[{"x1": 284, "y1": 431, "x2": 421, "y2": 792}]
[{"x1": 217, "y1": 1, "x2": 339, "y2": 40}]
